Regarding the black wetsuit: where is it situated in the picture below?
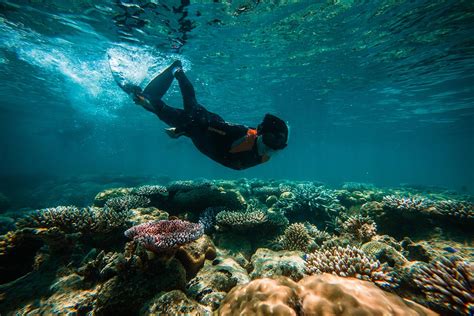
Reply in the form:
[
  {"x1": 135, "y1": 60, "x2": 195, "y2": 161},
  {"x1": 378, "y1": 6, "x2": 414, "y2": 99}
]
[{"x1": 145, "y1": 71, "x2": 268, "y2": 170}]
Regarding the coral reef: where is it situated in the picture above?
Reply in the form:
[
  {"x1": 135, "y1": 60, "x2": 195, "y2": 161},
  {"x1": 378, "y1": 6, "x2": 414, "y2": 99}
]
[
  {"x1": 128, "y1": 207, "x2": 169, "y2": 226},
  {"x1": 272, "y1": 183, "x2": 345, "y2": 226},
  {"x1": 0, "y1": 178, "x2": 471, "y2": 314},
  {"x1": 16, "y1": 205, "x2": 128, "y2": 234},
  {"x1": 432, "y1": 199, "x2": 474, "y2": 222},
  {"x1": 175, "y1": 235, "x2": 216, "y2": 277},
  {"x1": 413, "y1": 256, "x2": 473, "y2": 315},
  {"x1": 187, "y1": 254, "x2": 250, "y2": 310},
  {"x1": 382, "y1": 195, "x2": 435, "y2": 213},
  {"x1": 215, "y1": 209, "x2": 287, "y2": 232},
  {"x1": 105, "y1": 195, "x2": 150, "y2": 213},
  {"x1": 124, "y1": 220, "x2": 204, "y2": 253},
  {"x1": 94, "y1": 187, "x2": 131, "y2": 207},
  {"x1": 342, "y1": 181, "x2": 375, "y2": 191},
  {"x1": 305, "y1": 245, "x2": 398, "y2": 289},
  {"x1": 361, "y1": 240, "x2": 408, "y2": 267},
  {"x1": 218, "y1": 274, "x2": 436, "y2": 315},
  {"x1": 339, "y1": 214, "x2": 377, "y2": 243},
  {"x1": 250, "y1": 248, "x2": 306, "y2": 281},
  {"x1": 141, "y1": 290, "x2": 210, "y2": 315},
  {"x1": 278, "y1": 223, "x2": 313, "y2": 252},
  {"x1": 131, "y1": 184, "x2": 168, "y2": 197}
]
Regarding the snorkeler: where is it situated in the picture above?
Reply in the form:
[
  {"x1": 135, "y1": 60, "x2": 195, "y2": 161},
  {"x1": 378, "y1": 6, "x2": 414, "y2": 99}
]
[{"x1": 124, "y1": 60, "x2": 288, "y2": 170}]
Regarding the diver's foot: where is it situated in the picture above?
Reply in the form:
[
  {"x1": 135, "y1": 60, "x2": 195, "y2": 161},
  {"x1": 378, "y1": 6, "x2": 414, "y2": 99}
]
[
  {"x1": 165, "y1": 127, "x2": 185, "y2": 139},
  {"x1": 171, "y1": 60, "x2": 183, "y2": 77}
]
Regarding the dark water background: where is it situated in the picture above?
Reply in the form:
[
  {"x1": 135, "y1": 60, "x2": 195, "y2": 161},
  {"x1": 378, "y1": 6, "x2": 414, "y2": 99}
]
[{"x1": 1, "y1": 0, "x2": 473, "y2": 206}]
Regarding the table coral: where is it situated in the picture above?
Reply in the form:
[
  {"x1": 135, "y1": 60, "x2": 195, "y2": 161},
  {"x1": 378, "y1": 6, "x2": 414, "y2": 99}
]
[
  {"x1": 16, "y1": 205, "x2": 129, "y2": 233},
  {"x1": 124, "y1": 220, "x2": 204, "y2": 253}
]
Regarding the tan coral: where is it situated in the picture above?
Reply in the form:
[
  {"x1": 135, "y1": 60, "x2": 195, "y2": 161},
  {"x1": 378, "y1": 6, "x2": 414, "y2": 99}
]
[
  {"x1": 175, "y1": 235, "x2": 217, "y2": 277},
  {"x1": 299, "y1": 274, "x2": 437, "y2": 315},
  {"x1": 218, "y1": 274, "x2": 438, "y2": 316}
]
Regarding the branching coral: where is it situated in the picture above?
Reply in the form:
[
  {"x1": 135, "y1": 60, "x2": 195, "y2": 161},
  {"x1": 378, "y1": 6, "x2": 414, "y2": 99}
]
[
  {"x1": 305, "y1": 246, "x2": 397, "y2": 289},
  {"x1": 413, "y1": 256, "x2": 473, "y2": 315},
  {"x1": 382, "y1": 195, "x2": 434, "y2": 213},
  {"x1": 272, "y1": 183, "x2": 344, "y2": 226},
  {"x1": 124, "y1": 220, "x2": 204, "y2": 253},
  {"x1": 279, "y1": 223, "x2": 312, "y2": 252},
  {"x1": 304, "y1": 223, "x2": 332, "y2": 246},
  {"x1": 215, "y1": 210, "x2": 286, "y2": 232},
  {"x1": 16, "y1": 205, "x2": 128, "y2": 233},
  {"x1": 105, "y1": 195, "x2": 150, "y2": 213},
  {"x1": 131, "y1": 185, "x2": 168, "y2": 197},
  {"x1": 342, "y1": 182, "x2": 375, "y2": 192},
  {"x1": 432, "y1": 200, "x2": 474, "y2": 220},
  {"x1": 339, "y1": 215, "x2": 377, "y2": 242}
]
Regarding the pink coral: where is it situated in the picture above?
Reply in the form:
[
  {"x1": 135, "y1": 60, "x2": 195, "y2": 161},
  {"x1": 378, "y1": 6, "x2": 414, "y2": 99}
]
[{"x1": 124, "y1": 220, "x2": 204, "y2": 253}]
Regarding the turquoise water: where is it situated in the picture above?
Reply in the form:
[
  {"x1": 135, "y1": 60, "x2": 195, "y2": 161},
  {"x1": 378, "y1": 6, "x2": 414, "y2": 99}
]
[
  {"x1": 0, "y1": 2, "x2": 473, "y2": 315},
  {"x1": 0, "y1": 0, "x2": 473, "y2": 198}
]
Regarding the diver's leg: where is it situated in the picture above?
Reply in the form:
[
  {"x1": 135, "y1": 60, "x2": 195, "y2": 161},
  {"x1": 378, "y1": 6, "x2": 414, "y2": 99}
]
[
  {"x1": 142, "y1": 60, "x2": 182, "y2": 104},
  {"x1": 174, "y1": 69, "x2": 199, "y2": 112},
  {"x1": 150, "y1": 100, "x2": 187, "y2": 129}
]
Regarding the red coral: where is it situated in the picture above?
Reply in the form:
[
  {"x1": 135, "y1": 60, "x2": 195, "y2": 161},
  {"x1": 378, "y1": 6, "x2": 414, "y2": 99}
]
[{"x1": 124, "y1": 220, "x2": 204, "y2": 253}]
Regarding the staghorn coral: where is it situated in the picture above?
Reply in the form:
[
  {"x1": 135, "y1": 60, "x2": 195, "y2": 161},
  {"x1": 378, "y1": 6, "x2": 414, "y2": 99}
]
[
  {"x1": 279, "y1": 223, "x2": 312, "y2": 252},
  {"x1": 16, "y1": 205, "x2": 128, "y2": 233},
  {"x1": 131, "y1": 185, "x2": 169, "y2": 197},
  {"x1": 218, "y1": 274, "x2": 436, "y2": 315},
  {"x1": 339, "y1": 214, "x2": 377, "y2": 243},
  {"x1": 124, "y1": 220, "x2": 204, "y2": 253},
  {"x1": 413, "y1": 256, "x2": 473, "y2": 315},
  {"x1": 305, "y1": 245, "x2": 397, "y2": 289},
  {"x1": 105, "y1": 195, "x2": 150, "y2": 213}
]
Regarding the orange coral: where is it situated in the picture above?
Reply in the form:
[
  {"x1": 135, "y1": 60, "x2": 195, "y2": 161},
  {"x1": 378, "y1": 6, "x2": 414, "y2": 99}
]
[{"x1": 218, "y1": 274, "x2": 437, "y2": 316}]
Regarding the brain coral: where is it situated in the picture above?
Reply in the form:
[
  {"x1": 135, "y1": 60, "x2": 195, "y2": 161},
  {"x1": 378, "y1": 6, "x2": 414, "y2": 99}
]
[
  {"x1": 218, "y1": 274, "x2": 436, "y2": 315},
  {"x1": 414, "y1": 256, "x2": 473, "y2": 315},
  {"x1": 124, "y1": 220, "x2": 204, "y2": 253},
  {"x1": 305, "y1": 245, "x2": 397, "y2": 289}
]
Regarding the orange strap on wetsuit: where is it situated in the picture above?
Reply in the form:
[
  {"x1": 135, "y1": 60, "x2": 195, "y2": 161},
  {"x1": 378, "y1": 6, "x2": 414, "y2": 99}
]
[{"x1": 229, "y1": 128, "x2": 258, "y2": 153}]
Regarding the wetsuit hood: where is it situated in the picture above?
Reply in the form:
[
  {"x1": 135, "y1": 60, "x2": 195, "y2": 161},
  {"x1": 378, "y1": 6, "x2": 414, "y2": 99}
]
[{"x1": 258, "y1": 113, "x2": 288, "y2": 150}]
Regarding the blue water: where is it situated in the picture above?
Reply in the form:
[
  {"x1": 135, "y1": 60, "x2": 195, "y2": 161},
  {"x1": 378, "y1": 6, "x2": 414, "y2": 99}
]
[{"x1": 0, "y1": 0, "x2": 473, "y2": 199}]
